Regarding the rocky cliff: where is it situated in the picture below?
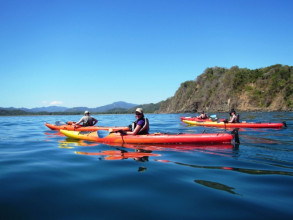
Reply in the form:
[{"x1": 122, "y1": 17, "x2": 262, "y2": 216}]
[{"x1": 158, "y1": 64, "x2": 293, "y2": 113}]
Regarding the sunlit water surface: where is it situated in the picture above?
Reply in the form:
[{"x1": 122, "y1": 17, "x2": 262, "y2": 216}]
[{"x1": 0, "y1": 112, "x2": 293, "y2": 219}]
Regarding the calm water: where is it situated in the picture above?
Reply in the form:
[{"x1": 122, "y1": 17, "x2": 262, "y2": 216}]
[{"x1": 0, "y1": 112, "x2": 293, "y2": 219}]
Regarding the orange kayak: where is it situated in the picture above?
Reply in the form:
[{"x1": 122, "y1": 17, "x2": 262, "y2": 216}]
[
  {"x1": 45, "y1": 122, "x2": 129, "y2": 132},
  {"x1": 60, "y1": 130, "x2": 234, "y2": 144}
]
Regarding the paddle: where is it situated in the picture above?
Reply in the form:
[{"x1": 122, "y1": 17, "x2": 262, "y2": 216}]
[
  {"x1": 221, "y1": 119, "x2": 229, "y2": 131},
  {"x1": 209, "y1": 114, "x2": 218, "y2": 121},
  {"x1": 97, "y1": 129, "x2": 126, "y2": 138}
]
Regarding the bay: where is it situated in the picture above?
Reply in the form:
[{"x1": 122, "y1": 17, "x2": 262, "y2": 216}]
[{"x1": 0, "y1": 112, "x2": 292, "y2": 219}]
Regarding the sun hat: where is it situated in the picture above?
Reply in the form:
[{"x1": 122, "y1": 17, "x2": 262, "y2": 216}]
[{"x1": 135, "y1": 108, "x2": 143, "y2": 114}]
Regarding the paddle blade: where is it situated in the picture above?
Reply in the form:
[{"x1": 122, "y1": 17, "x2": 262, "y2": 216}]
[{"x1": 97, "y1": 130, "x2": 110, "y2": 138}]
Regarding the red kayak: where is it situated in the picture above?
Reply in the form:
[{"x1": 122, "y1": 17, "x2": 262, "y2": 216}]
[
  {"x1": 60, "y1": 129, "x2": 235, "y2": 144},
  {"x1": 45, "y1": 122, "x2": 129, "y2": 132}
]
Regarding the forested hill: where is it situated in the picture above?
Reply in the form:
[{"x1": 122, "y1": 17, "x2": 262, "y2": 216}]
[{"x1": 158, "y1": 64, "x2": 293, "y2": 113}]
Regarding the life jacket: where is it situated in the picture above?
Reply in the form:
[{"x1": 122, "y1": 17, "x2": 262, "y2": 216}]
[
  {"x1": 200, "y1": 114, "x2": 208, "y2": 119},
  {"x1": 131, "y1": 118, "x2": 149, "y2": 134},
  {"x1": 230, "y1": 114, "x2": 240, "y2": 123},
  {"x1": 236, "y1": 114, "x2": 240, "y2": 123}
]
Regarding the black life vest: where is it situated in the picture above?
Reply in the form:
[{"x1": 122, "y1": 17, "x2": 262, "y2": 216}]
[
  {"x1": 230, "y1": 114, "x2": 240, "y2": 123},
  {"x1": 200, "y1": 114, "x2": 208, "y2": 119},
  {"x1": 131, "y1": 118, "x2": 149, "y2": 134},
  {"x1": 236, "y1": 114, "x2": 240, "y2": 123}
]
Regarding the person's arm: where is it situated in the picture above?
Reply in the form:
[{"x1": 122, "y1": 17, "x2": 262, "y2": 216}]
[
  {"x1": 93, "y1": 118, "x2": 98, "y2": 125},
  {"x1": 74, "y1": 117, "x2": 83, "y2": 126},
  {"x1": 126, "y1": 124, "x2": 141, "y2": 135},
  {"x1": 228, "y1": 115, "x2": 236, "y2": 123}
]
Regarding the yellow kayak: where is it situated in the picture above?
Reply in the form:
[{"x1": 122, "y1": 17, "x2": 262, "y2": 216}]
[{"x1": 182, "y1": 120, "x2": 286, "y2": 128}]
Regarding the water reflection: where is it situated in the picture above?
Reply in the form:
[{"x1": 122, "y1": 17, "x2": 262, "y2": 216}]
[
  {"x1": 174, "y1": 161, "x2": 293, "y2": 176},
  {"x1": 44, "y1": 131, "x2": 64, "y2": 137},
  {"x1": 59, "y1": 139, "x2": 99, "y2": 148},
  {"x1": 57, "y1": 138, "x2": 160, "y2": 161},
  {"x1": 194, "y1": 179, "x2": 240, "y2": 195},
  {"x1": 239, "y1": 134, "x2": 279, "y2": 144},
  {"x1": 111, "y1": 143, "x2": 234, "y2": 153},
  {"x1": 57, "y1": 138, "x2": 235, "y2": 162},
  {"x1": 75, "y1": 148, "x2": 160, "y2": 161}
]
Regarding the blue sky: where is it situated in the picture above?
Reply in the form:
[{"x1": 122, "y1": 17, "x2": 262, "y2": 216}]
[{"x1": 1, "y1": 0, "x2": 292, "y2": 108}]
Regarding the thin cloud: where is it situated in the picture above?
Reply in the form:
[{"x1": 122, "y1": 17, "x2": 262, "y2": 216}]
[{"x1": 49, "y1": 101, "x2": 63, "y2": 106}]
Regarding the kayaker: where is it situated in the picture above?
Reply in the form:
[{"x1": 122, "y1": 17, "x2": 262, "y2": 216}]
[
  {"x1": 74, "y1": 111, "x2": 98, "y2": 127},
  {"x1": 197, "y1": 111, "x2": 209, "y2": 119},
  {"x1": 228, "y1": 109, "x2": 239, "y2": 123},
  {"x1": 126, "y1": 108, "x2": 149, "y2": 135}
]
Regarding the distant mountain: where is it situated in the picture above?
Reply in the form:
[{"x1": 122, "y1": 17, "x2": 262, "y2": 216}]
[
  {"x1": 66, "y1": 102, "x2": 137, "y2": 112},
  {"x1": 65, "y1": 107, "x2": 88, "y2": 113},
  {"x1": 90, "y1": 101, "x2": 137, "y2": 112},
  {"x1": 0, "y1": 107, "x2": 29, "y2": 116},
  {"x1": 1, "y1": 101, "x2": 138, "y2": 113},
  {"x1": 25, "y1": 106, "x2": 69, "y2": 112},
  {"x1": 128, "y1": 102, "x2": 162, "y2": 113}
]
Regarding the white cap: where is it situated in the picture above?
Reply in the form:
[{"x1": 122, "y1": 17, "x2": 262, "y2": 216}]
[
  {"x1": 84, "y1": 110, "x2": 90, "y2": 115},
  {"x1": 135, "y1": 108, "x2": 143, "y2": 114}
]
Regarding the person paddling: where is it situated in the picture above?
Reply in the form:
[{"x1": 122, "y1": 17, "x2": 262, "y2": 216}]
[
  {"x1": 74, "y1": 111, "x2": 98, "y2": 127},
  {"x1": 197, "y1": 111, "x2": 209, "y2": 119},
  {"x1": 228, "y1": 109, "x2": 240, "y2": 123},
  {"x1": 126, "y1": 108, "x2": 149, "y2": 135}
]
